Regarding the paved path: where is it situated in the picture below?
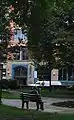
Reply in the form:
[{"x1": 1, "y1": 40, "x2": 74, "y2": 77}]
[{"x1": 2, "y1": 97, "x2": 74, "y2": 113}]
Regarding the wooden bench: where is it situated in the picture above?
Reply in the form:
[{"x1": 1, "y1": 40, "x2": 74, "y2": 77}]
[{"x1": 20, "y1": 92, "x2": 44, "y2": 110}]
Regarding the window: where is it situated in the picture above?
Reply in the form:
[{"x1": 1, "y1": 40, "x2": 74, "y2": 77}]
[
  {"x1": 14, "y1": 66, "x2": 27, "y2": 78},
  {"x1": 14, "y1": 29, "x2": 27, "y2": 41}
]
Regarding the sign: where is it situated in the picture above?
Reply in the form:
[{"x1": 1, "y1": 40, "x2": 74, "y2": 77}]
[
  {"x1": 51, "y1": 69, "x2": 58, "y2": 81},
  {"x1": 34, "y1": 71, "x2": 37, "y2": 78}
]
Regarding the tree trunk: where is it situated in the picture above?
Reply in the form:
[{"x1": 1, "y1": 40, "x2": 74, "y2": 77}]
[
  {"x1": 47, "y1": 62, "x2": 52, "y2": 92},
  {"x1": 0, "y1": 83, "x2": 2, "y2": 104},
  {"x1": 0, "y1": 64, "x2": 3, "y2": 104},
  {"x1": 49, "y1": 68, "x2": 52, "y2": 92}
]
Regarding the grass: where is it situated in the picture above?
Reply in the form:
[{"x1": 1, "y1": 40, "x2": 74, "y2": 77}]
[
  {"x1": 41, "y1": 87, "x2": 74, "y2": 98},
  {"x1": 0, "y1": 104, "x2": 74, "y2": 120},
  {"x1": 2, "y1": 87, "x2": 74, "y2": 99},
  {"x1": 2, "y1": 91, "x2": 20, "y2": 99}
]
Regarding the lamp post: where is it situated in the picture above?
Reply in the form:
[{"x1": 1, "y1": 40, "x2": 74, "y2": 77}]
[{"x1": 0, "y1": 63, "x2": 3, "y2": 104}]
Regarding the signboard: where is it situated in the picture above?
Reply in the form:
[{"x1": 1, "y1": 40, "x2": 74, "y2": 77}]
[
  {"x1": 34, "y1": 71, "x2": 37, "y2": 79},
  {"x1": 51, "y1": 69, "x2": 58, "y2": 81}
]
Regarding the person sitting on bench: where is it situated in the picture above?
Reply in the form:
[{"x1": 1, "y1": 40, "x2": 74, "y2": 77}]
[{"x1": 29, "y1": 86, "x2": 44, "y2": 110}]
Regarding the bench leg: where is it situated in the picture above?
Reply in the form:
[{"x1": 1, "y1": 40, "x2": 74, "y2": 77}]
[
  {"x1": 40, "y1": 102, "x2": 44, "y2": 110},
  {"x1": 36, "y1": 102, "x2": 39, "y2": 110},
  {"x1": 22, "y1": 101, "x2": 24, "y2": 109},
  {"x1": 26, "y1": 101, "x2": 29, "y2": 110},
  {"x1": 22, "y1": 101, "x2": 29, "y2": 110}
]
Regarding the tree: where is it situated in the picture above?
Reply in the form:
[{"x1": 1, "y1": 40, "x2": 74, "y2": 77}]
[
  {"x1": 7, "y1": 0, "x2": 74, "y2": 65},
  {"x1": 0, "y1": 0, "x2": 11, "y2": 61},
  {"x1": 27, "y1": 0, "x2": 56, "y2": 90},
  {"x1": 50, "y1": 1, "x2": 74, "y2": 71},
  {"x1": 9, "y1": 0, "x2": 74, "y2": 90},
  {"x1": 0, "y1": 0, "x2": 14, "y2": 104},
  {"x1": 27, "y1": 1, "x2": 74, "y2": 64},
  {"x1": 1, "y1": 0, "x2": 74, "y2": 91},
  {"x1": 27, "y1": 0, "x2": 74, "y2": 90}
]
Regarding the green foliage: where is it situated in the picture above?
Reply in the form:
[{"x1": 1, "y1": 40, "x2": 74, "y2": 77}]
[
  {"x1": 27, "y1": 0, "x2": 74, "y2": 68},
  {"x1": 0, "y1": 0, "x2": 11, "y2": 62},
  {"x1": 9, "y1": 0, "x2": 29, "y2": 26},
  {"x1": 0, "y1": 0, "x2": 74, "y2": 66},
  {"x1": 8, "y1": 80, "x2": 18, "y2": 89}
]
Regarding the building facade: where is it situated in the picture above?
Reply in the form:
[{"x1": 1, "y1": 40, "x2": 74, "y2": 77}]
[{"x1": 2, "y1": 20, "x2": 35, "y2": 86}]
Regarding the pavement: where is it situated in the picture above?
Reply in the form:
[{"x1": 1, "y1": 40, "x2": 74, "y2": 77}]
[{"x1": 2, "y1": 97, "x2": 74, "y2": 114}]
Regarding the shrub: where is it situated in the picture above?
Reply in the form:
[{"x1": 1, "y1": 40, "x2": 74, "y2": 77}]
[
  {"x1": 1, "y1": 80, "x2": 9, "y2": 89},
  {"x1": 8, "y1": 80, "x2": 18, "y2": 89}
]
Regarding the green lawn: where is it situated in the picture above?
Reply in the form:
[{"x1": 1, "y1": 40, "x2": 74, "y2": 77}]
[
  {"x1": 0, "y1": 104, "x2": 74, "y2": 120},
  {"x1": 41, "y1": 88, "x2": 74, "y2": 98},
  {"x1": 2, "y1": 91, "x2": 20, "y2": 99},
  {"x1": 2, "y1": 87, "x2": 74, "y2": 99}
]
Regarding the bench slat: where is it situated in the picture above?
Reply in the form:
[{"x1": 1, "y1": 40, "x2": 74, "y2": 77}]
[{"x1": 20, "y1": 93, "x2": 42, "y2": 102}]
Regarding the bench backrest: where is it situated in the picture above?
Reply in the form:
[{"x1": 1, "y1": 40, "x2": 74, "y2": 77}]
[
  {"x1": 20, "y1": 93, "x2": 29, "y2": 101},
  {"x1": 20, "y1": 93, "x2": 42, "y2": 102},
  {"x1": 29, "y1": 93, "x2": 41, "y2": 102}
]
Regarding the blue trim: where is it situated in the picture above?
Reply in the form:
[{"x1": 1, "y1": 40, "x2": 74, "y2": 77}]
[{"x1": 12, "y1": 64, "x2": 28, "y2": 80}]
